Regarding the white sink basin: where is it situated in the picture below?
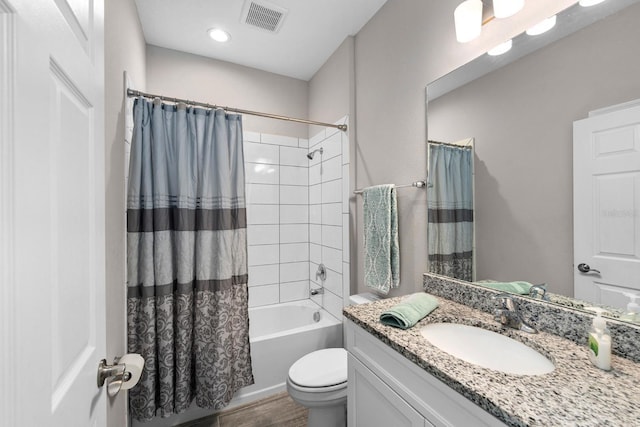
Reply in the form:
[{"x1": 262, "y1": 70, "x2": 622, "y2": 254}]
[{"x1": 420, "y1": 323, "x2": 555, "y2": 375}]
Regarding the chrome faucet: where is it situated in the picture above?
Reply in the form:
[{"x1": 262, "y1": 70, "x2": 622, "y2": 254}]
[
  {"x1": 315, "y1": 263, "x2": 327, "y2": 281},
  {"x1": 528, "y1": 283, "x2": 549, "y2": 301},
  {"x1": 492, "y1": 293, "x2": 537, "y2": 334}
]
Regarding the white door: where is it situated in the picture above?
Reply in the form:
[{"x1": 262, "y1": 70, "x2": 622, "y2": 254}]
[
  {"x1": 573, "y1": 102, "x2": 640, "y2": 309},
  {"x1": 1, "y1": 1, "x2": 106, "y2": 426}
]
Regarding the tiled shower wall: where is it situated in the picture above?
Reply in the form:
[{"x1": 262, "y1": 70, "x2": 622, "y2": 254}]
[{"x1": 244, "y1": 122, "x2": 349, "y2": 320}]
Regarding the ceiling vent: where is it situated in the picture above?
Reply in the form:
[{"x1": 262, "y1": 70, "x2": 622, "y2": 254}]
[{"x1": 241, "y1": 0, "x2": 288, "y2": 33}]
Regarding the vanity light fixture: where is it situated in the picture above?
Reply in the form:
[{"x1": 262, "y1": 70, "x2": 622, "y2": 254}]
[
  {"x1": 454, "y1": 0, "x2": 525, "y2": 43},
  {"x1": 454, "y1": 0, "x2": 483, "y2": 43},
  {"x1": 526, "y1": 15, "x2": 557, "y2": 36},
  {"x1": 579, "y1": 0, "x2": 607, "y2": 7},
  {"x1": 493, "y1": 0, "x2": 525, "y2": 19},
  {"x1": 208, "y1": 28, "x2": 231, "y2": 43},
  {"x1": 487, "y1": 39, "x2": 512, "y2": 56}
]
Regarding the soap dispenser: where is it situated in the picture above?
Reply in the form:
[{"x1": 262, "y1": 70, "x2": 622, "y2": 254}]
[
  {"x1": 586, "y1": 308, "x2": 612, "y2": 371},
  {"x1": 622, "y1": 293, "x2": 640, "y2": 322}
]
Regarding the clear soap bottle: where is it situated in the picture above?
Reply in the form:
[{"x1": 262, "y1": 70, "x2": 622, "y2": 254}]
[{"x1": 587, "y1": 308, "x2": 611, "y2": 371}]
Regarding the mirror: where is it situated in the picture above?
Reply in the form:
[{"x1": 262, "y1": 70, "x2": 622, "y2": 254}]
[{"x1": 426, "y1": 0, "x2": 640, "y2": 324}]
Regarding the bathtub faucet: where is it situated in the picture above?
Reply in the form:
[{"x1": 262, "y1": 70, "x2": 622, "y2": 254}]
[
  {"x1": 315, "y1": 263, "x2": 327, "y2": 281},
  {"x1": 310, "y1": 288, "x2": 324, "y2": 296}
]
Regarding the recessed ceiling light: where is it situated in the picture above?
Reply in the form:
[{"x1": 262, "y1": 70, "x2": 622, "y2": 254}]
[
  {"x1": 487, "y1": 39, "x2": 513, "y2": 56},
  {"x1": 208, "y1": 28, "x2": 231, "y2": 43},
  {"x1": 579, "y1": 0, "x2": 606, "y2": 7},
  {"x1": 526, "y1": 15, "x2": 557, "y2": 36}
]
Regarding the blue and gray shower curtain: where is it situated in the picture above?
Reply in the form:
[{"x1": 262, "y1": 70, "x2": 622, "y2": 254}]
[
  {"x1": 427, "y1": 142, "x2": 474, "y2": 281},
  {"x1": 127, "y1": 98, "x2": 253, "y2": 421}
]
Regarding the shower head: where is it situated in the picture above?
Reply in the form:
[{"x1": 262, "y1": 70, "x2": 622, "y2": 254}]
[{"x1": 307, "y1": 147, "x2": 323, "y2": 160}]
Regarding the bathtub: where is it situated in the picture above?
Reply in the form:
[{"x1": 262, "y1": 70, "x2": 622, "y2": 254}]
[
  {"x1": 134, "y1": 299, "x2": 343, "y2": 427},
  {"x1": 231, "y1": 299, "x2": 343, "y2": 407}
]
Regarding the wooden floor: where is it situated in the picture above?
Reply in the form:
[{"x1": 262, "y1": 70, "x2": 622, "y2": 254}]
[{"x1": 180, "y1": 392, "x2": 308, "y2": 427}]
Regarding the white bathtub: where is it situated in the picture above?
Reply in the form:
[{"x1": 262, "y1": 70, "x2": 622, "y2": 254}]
[
  {"x1": 134, "y1": 300, "x2": 343, "y2": 427},
  {"x1": 234, "y1": 300, "x2": 343, "y2": 406}
]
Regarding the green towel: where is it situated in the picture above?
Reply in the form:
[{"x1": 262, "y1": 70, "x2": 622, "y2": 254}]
[
  {"x1": 363, "y1": 184, "x2": 400, "y2": 295},
  {"x1": 380, "y1": 293, "x2": 439, "y2": 329},
  {"x1": 474, "y1": 280, "x2": 533, "y2": 295}
]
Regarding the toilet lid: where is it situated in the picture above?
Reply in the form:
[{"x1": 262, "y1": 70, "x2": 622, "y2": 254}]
[{"x1": 288, "y1": 348, "x2": 347, "y2": 388}]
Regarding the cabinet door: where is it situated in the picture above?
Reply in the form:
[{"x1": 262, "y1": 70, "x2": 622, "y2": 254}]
[{"x1": 348, "y1": 354, "x2": 428, "y2": 427}]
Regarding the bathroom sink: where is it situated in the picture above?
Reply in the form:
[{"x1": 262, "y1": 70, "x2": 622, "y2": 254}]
[{"x1": 420, "y1": 323, "x2": 555, "y2": 375}]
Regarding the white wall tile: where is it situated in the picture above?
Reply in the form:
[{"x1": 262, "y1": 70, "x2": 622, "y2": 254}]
[
  {"x1": 342, "y1": 262, "x2": 350, "y2": 297},
  {"x1": 321, "y1": 156, "x2": 342, "y2": 183},
  {"x1": 310, "y1": 282, "x2": 323, "y2": 307},
  {"x1": 322, "y1": 225, "x2": 342, "y2": 249},
  {"x1": 249, "y1": 284, "x2": 279, "y2": 308},
  {"x1": 310, "y1": 243, "x2": 321, "y2": 264},
  {"x1": 322, "y1": 246, "x2": 342, "y2": 273},
  {"x1": 309, "y1": 204, "x2": 321, "y2": 224},
  {"x1": 324, "y1": 269, "x2": 342, "y2": 297},
  {"x1": 280, "y1": 185, "x2": 308, "y2": 205},
  {"x1": 322, "y1": 179, "x2": 342, "y2": 204},
  {"x1": 323, "y1": 290, "x2": 343, "y2": 321},
  {"x1": 281, "y1": 243, "x2": 309, "y2": 263},
  {"x1": 309, "y1": 129, "x2": 326, "y2": 148},
  {"x1": 246, "y1": 163, "x2": 278, "y2": 184},
  {"x1": 280, "y1": 146, "x2": 308, "y2": 167},
  {"x1": 248, "y1": 245, "x2": 280, "y2": 266},
  {"x1": 281, "y1": 262, "x2": 309, "y2": 283},
  {"x1": 247, "y1": 204, "x2": 278, "y2": 225},
  {"x1": 247, "y1": 224, "x2": 279, "y2": 246},
  {"x1": 310, "y1": 224, "x2": 321, "y2": 245},
  {"x1": 280, "y1": 281, "x2": 309, "y2": 302},
  {"x1": 309, "y1": 164, "x2": 321, "y2": 186},
  {"x1": 299, "y1": 138, "x2": 309, "y2": 149},
  {"x1": 281, "y1": 166, "x2": 308, "y2": 186},
  {"x1": 244, "y1": 142, "x2": 279, "y2": 164},
  {"x1": 321, "y1": 203, "x2": 342, "y2": 226},
  {"x1": 342, "y1": 134, "x2": 349, "y2": 164},
  {"x1": 342, "y1": 165, "x2": 350, "y2": 213},
  {"x1": 343, "y1": 214, "x2": 350, "y2": 261},
  {"x1": 243, "y1": 131, "x2": 261, "y2": 143},
  {"x1": 280, "y1": 205, "x2": 308, "y2": 224},
  {"x1": 248, "y1": 264, "x2": 279, "y2": 287},
  {"x1": 309, "y1": 184, "x2": 321, "y2": 204},
  {"x1": 321, "y1": 132, "x2": 342, "y2": 160},
  {"x1": 325, "y1": 126, "x2": 340, "y2": 139},
  {"x1": 261, "y1": 133, "x2": 299, "y2": 147},
  {"x1": 309, "y1": 262, "x2": 319, "y2": 285},
  {"x1": 280, "y1": 224, "x2": 308, "y2": 244},
  {"x1": 246, "y1": 184, "x2": 278, "y2": 205}
]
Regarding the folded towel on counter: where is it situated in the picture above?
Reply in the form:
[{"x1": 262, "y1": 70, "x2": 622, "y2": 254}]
[
  {"x1": 363, "y1": 184, "x2": 400, "y2": 295},
  {"x1": 380, "y1": 293, "x2": 439, "y2": 329},
  {"x1": 474, "y1": 280, "x2": 533, "y2": 295}
]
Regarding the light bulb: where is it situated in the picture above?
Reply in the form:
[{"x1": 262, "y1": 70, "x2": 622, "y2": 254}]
[
  {"x1": 454, "y1": 0, "x2": 483, "y2": 43},
  {"x1": 208, "y1": 28, "x2": 231, "y2": 43},
  {"x1": 487, "y1": 39, "x2": 512, "y2": 56},
  {"x1": 526, "y1": 15, "x2": 556, "y2": 36},
  {"x1": 493, "y1": 0, "x2": 525, "y2": 19}
]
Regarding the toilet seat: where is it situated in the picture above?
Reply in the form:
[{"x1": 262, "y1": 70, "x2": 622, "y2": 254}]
[{"x1": 288, "y1": 348, "x2": 347, "y2": 390}]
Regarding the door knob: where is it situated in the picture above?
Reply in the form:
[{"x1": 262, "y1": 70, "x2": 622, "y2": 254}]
[{"x1": 577, "y1": 263, "x2": 601, "y2": 274}]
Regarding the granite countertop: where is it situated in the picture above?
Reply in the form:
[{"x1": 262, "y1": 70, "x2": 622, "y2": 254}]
[{"x1": 343, "y1": 295, "x2": 640, "y2": 427}]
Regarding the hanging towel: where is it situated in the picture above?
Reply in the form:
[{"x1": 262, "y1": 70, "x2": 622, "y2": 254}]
[
  {"x1": 363, "y1": 184, "x2": 400, "y2": 294},
  {"x1": 380, "y1": 293, "x2": 439, "y2": 329},
  {"x1": 474, "y1": 280, "x2": 533, "y2": 295}
]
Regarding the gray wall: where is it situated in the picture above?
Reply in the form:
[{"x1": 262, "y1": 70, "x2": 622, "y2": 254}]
[
  {"x1": 145, "y1": 45, "x2": 309, "y2": 138},
  {"x1": 428, "y1": 3, "x2": 640, "y2": 296},
  {"x1": 104, "y1": 0, "x2": 146, "y2": 426}
]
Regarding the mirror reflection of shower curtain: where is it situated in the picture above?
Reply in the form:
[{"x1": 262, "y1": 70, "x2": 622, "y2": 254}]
[{"x1": 427, "y1": 142, "x2": 474, "y2": 281}]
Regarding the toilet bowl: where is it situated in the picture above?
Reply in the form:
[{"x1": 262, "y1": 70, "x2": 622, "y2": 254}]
[
  {"x1": 287, "y1": 293, "x2": 381, "y2": 427},
  {"x1": 286, "y1": 347, "x2": 347, "y2": 427}
]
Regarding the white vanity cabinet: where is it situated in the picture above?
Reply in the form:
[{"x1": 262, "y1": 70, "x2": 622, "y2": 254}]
[{"x1": 345, "y1": 319, "x2": 507, "y2": 427}]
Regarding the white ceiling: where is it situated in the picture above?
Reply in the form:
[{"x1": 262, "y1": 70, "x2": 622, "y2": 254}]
[{"x1": 134, "y1": 0, "x2": 388, "y2": 81}]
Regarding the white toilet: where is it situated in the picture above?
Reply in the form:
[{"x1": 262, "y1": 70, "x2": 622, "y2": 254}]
[{"x1": 286, "y1": 293, "x2": 380, "y2": 427}]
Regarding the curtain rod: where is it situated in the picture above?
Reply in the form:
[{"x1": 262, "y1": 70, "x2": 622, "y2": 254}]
[
  {"x1": 127, "y1": 89, "x2": 348, "y2": 132},
  {"x1": 428, "y1": 140, "x2": 472, "y2": 149},
  {"x1": 353, "y1": 180, "x2": 427, "y2": 195}
]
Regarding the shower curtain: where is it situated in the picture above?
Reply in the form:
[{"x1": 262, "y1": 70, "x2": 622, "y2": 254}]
[
  {"x1": 427, "y1": 143, "x2": 474, "y2": 281},
  {"x1": 127, "y1": 98, "x2": 253, "y2": 421}
]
